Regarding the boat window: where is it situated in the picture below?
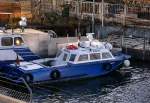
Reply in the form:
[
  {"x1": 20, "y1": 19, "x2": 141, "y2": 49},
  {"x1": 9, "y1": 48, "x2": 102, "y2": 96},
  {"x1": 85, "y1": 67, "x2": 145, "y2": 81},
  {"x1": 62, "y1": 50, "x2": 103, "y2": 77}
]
[
  {"x1": 90, "y1": 53, "x2": 100, "y2": 60},
  {"x1": 69, "y1": 54, "x2": 76, "y2": 62},
  {"x1": 14, "y1": 37, "x2": 24, "y2": 46},
  {"x1": 102, "y1": 52, "x2": 112, "y2": 59},
  {"x1": 78, "y1": 54, "x2": 88, "y2": 62},
  {"x1": 1, "y1": 37, "x2": 13, "y2": 46},
  {"x1": 63, "y1": 53, "x2": 68, "y2": 61}
]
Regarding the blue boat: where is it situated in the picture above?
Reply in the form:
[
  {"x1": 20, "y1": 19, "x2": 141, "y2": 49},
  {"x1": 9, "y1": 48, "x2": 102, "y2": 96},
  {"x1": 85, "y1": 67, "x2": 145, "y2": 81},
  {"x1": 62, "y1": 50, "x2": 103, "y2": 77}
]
[
  {"x1": 0, "y1": 34, "x2": 51, "y2": 83},
  {"x1": 0, "y1": 33, "x2": 131, "y2": 83}
]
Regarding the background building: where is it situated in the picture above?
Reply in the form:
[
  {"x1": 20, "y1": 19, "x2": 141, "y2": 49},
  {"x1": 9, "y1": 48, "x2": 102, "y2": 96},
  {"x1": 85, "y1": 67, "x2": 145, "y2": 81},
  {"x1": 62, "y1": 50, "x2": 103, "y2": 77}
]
[
  {"x1": 0, "y1": 0, "x2": 32, "y2": 25},
  {"x1": 0, "y1": 1, "x2": 20, "y2": 25}
]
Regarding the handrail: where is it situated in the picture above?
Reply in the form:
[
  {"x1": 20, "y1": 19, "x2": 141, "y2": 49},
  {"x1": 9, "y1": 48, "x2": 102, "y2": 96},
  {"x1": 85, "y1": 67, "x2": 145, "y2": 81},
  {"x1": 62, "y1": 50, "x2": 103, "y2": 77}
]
[
  {"x1": 0, "y1": 71, "x2": 33, "y2": 102},
  {"x1": 20, "y1": 78, "x2": 33, "y2": 103}
]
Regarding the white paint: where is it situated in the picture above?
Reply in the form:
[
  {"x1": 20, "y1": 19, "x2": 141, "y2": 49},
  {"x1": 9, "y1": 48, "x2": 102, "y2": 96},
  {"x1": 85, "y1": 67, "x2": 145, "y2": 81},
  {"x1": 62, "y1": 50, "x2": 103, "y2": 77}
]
[
  {"x1": 0, "y1": 50, "x2": 23, "y2": 61},
  {"x1": 0, "y1": 34, "x2": 25, "y2": 48},
  {"x1": 86, "y1": 33, "x2": 94, "y2": 41},
  {"x1": 19, "y1": 62, "x2": 43, "y2": 71},
  {"x1": 32, "y1": 58, "x2": 55, "y2": 64},
  {"x1": 52, "y1": 42, "x2": 115, "y2": 66},
  {"x1": 124, "y1": 60, "x2": 130, "y2": 67}
]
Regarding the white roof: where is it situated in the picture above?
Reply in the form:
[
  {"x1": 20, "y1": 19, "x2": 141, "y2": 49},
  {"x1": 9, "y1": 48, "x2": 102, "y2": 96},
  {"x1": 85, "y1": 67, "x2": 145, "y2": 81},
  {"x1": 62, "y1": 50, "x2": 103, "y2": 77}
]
[
  {"x1": 0, "y1": 34, "x2": 26, "y2": 48},
  {"x1": 11, "y1": 62, "x2": 43, "y2": 71},
  {"x1": 64, "y1": 47, "x2": 110, "y2": 55},
  {"x1": 0, "y1": 34, "x2": 22, "y2": 38}
]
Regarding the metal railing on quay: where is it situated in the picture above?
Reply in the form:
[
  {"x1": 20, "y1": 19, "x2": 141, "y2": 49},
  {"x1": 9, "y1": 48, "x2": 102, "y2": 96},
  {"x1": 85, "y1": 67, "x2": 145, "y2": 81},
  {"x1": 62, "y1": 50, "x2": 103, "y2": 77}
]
[{"x1": 0, "y1": 72, "x2": 32, "y2": 103}]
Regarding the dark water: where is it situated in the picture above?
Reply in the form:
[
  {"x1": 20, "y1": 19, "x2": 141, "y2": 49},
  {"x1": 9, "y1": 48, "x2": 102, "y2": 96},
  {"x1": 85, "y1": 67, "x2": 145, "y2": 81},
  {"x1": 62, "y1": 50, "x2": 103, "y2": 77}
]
[{"x1": 31, "y1": 61, "x2": 150, "y2": 103}]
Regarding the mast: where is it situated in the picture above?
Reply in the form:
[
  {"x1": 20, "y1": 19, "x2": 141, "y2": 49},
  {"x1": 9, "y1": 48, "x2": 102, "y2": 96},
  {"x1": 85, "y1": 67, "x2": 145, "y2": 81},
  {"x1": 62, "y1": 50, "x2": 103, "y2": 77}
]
[{"x1": 92, "y1": 0, "x2": 95, "y2": 33}]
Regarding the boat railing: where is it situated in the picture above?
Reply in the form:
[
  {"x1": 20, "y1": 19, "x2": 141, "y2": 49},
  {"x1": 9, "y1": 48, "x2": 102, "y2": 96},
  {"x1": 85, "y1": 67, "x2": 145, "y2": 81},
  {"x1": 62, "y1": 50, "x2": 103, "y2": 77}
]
[
  {"x1": 0, "y1": 72, "x2": 33, "y2": 103},
  {"x1": 20, "y1": 77, "x2": 33, "y2": 103}
]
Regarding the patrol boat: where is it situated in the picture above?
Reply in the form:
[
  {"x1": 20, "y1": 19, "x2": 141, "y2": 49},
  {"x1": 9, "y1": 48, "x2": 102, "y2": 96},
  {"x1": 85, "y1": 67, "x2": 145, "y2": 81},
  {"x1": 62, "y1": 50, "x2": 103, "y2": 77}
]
[
  {"x1": 48, "y1": 33, "x2": 131, "y2": 80},
  {"x1": 0, "y1": 33, "x2": 130, "y2": 83}
]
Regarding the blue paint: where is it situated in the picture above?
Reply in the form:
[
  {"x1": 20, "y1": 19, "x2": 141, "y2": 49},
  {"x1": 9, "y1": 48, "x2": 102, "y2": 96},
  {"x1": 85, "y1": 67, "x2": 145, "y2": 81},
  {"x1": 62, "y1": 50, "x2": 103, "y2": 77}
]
[{"x1": 13, "y1": 48, "x2": 41, "y2": 61}]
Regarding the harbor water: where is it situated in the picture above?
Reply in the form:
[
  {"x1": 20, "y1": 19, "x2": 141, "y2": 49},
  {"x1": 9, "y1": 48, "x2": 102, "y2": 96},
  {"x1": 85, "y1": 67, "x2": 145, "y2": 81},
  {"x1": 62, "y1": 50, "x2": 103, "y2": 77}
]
[{"x1": 31, "y1": 61, "x2": 150, "y2": 103}]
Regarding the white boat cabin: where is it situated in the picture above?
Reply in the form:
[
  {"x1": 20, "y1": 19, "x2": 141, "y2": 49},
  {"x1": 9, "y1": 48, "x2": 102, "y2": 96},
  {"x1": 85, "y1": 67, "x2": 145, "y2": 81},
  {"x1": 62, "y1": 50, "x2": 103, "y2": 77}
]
[
  {"x1": 0, "y1": 34, "x2": 26, "y2": 61},
  {"x1": 52, "y1": 42, "x2": 115, "y2": 66}
]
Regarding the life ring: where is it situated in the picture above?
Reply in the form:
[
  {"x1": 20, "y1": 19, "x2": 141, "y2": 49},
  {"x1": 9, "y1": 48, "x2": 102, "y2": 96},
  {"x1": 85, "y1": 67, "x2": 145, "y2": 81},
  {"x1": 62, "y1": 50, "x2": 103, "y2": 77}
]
[
  {"x1": 23, "y1": 74, "x2": 33, "y2": 83},
  {"x1": 50, "y1": 70, "x2": 61, "y2": 80},
  {"x1": 103, "y1": 63, "x2": 112, "y2": 71},
  {"x1": 66, "y1": 44, "x2": 78, "y2": 50}
]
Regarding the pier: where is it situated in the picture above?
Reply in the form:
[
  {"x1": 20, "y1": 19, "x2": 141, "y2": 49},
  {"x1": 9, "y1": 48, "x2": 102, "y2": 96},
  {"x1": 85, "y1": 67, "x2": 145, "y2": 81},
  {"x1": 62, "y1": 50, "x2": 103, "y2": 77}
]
[{"x1": 100, "y1": 26, "x2": 150, "y2": 61}]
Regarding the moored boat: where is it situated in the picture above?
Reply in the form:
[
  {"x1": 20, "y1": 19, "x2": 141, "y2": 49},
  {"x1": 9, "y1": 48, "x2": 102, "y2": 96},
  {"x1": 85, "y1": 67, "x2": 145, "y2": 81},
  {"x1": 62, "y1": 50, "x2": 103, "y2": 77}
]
[
  {"x1": 0, "y1": 33, "x2": 131, "y2": 83},
  {"x1": 48, "y1": 33, "x2": 131, "y2": 81},
  {"x1": 0, "y1": 33, "x2": 51, "y2": 83}
]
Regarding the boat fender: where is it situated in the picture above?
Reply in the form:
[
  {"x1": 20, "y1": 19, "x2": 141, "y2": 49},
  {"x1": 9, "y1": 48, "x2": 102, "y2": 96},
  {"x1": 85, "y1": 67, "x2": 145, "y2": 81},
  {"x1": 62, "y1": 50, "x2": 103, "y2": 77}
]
[
  {"x1": 23, "y1": 74, "x2": 33, "y2": 83},
  {"x1": 103, "y1": 63, "x2": 112, "y2": 71},
  {"x1": 50, "y1": 70, "x2": 61, "y2": 80},
  {"x1": 124, "y1": 60, "x2": 130, "y2": 67}
]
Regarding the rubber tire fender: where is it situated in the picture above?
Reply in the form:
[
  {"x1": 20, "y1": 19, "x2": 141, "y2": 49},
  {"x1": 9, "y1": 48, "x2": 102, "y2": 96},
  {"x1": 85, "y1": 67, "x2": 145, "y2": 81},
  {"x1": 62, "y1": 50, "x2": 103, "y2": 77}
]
[{"x1": 50, "y1": 70, "x2": 61, "y2": 80}]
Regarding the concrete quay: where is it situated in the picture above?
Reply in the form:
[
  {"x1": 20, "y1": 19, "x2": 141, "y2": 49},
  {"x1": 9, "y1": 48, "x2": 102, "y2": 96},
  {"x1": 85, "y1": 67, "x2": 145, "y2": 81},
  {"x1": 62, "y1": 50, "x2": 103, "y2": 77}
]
[
  {"x1": 0, "y1": 94, "x2": 26, "y2": 103},
  {"x1": 106, "y1": 34, "x2": 150, "y2": 61}
]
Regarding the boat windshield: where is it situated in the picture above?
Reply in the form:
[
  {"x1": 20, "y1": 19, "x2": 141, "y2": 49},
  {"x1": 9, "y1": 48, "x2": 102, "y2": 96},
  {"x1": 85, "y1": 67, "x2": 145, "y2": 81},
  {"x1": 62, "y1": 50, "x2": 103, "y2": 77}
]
[
  {"x1": 69, "y1": 54, "x2": 76, "y2": 62},
  {"x1": 56, "y1": 50, "x2": 62, "y2": 57},
  {"x1": 1, "y1": 37, "x2": 13, "y2": 46},
  {"x1": 63, "y1": 53, "x2": 68, "y2": 61},
  {"x1": 102, "y1": 52, "x2": 112, "y2": 59}
]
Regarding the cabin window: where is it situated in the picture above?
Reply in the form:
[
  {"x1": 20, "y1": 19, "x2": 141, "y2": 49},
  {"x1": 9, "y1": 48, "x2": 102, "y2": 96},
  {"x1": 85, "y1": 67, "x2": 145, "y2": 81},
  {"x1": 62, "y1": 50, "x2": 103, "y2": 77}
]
[
  {"x1": 90, "y1": 53, "x2": 100, "y2": 60},
  {"x1": 1, "y1": 37, "x2": 13, "y2": 46},
  {"x1": 14, "y1": 37, "x2": 24, "y2": 46},
  {"x1": 69, "y1": 54, "x2": 76, "y2": 62},
  {"x1": 78, "y1": 54, "x2": 88, "y2": 62},
  {"x1": 63, "y1": 53, "x2": 68, "y2": 61},
  {"x1": 102, "y1": 52, "x2": 112, "y2": 59}
]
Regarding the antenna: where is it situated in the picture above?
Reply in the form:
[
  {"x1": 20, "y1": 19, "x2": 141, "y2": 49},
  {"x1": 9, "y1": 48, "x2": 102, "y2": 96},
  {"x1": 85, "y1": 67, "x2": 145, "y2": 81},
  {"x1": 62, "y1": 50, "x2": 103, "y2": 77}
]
[{"x1": 16, "y1": 55, "x2": 20, "y2": 66}]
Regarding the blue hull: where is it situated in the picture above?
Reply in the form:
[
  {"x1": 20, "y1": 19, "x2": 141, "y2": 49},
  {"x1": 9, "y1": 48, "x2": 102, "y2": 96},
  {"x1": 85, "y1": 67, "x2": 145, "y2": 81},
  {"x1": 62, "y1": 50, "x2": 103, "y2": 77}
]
[
  {"x1": 0, "y1": 51, "x2": 129, "y2": 84},
  {"x1": 48, "y1": 60, "x2": 123, "y2": 83}
]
